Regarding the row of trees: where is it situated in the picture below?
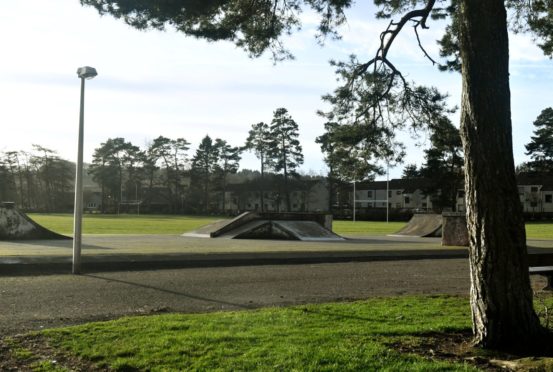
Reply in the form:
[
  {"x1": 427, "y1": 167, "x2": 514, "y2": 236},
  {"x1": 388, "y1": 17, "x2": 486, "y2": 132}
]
[
  {"x1": 88, "y1": 107, "x2": 303, "y2": 214},
  {"x1": 4, "y1": 106, "x2": 548, "y2": 214},
  {"x1": 0, "y1": 145, "x2": 74, "y2": 211}
]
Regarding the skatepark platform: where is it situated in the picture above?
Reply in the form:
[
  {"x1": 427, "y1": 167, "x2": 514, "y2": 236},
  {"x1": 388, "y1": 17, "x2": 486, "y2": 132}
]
[{"x1": 0, "y1": 202, "x2": 70, "y2": 241}]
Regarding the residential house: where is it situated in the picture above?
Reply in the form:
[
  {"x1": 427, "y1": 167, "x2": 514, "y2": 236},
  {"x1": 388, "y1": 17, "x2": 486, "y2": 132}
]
[
  {"x1": 222, "y1": 177, "x2": 329, "y2": 214},
  {"x1": 351, "y1": 178, "x2": 436, "y2": 212}
]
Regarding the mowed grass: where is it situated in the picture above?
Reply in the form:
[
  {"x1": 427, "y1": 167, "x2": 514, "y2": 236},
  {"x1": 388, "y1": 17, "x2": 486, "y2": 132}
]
[
  {"x1": 27, "y1": 213, "x2": 553, "y2": 239},
  {"x1": 28, "y1": 214, "x2": 221, "y2": 235},
  {"x1": 525, "y1": 220, "x2": 553, "y2": 240},
  {"x1": 28, "y1": 213, "x2": 408, "y2": 236},
  {"x1": 40, "y1": 296, "x2": 478, "y2": 371},
  {"x1": 333, "y1": 220, "x2": 406, "y2": 236}
]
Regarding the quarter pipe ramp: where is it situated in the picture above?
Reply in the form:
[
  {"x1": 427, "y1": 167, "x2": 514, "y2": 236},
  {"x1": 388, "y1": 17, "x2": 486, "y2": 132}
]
[
  {"x1": 0, "y1": 202, "x2": 70, "y2": 240},
  {"x1": 391, "y1": 213, "x2": 442, "y2": 237}
]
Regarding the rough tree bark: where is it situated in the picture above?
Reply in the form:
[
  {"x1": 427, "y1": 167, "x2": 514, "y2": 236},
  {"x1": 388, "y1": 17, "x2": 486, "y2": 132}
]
[{"x1": 459, "y1": 0, "x2": 545, "y2": 350}]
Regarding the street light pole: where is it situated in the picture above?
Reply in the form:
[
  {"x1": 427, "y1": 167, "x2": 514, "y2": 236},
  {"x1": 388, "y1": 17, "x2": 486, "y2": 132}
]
[{"x1": 73, "y1": 66, "x2": 97, "y2": 274}]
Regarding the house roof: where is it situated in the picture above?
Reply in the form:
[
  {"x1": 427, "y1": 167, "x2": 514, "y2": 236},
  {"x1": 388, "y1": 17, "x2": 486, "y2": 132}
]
[
  {"x1": 516, "y1": 172, "x2": 553, "y2": 188},
  {"x1": 354, "y1": 178, "x2": 435, "y2": 192},
  {"x1": 226, "y1": 176, "x2": 324, "y2": 193}
]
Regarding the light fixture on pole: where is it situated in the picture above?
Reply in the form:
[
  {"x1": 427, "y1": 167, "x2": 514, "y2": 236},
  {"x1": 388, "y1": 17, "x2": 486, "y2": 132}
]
[{"x1": 73, "y1": 66, "x2": 97, "y2": 274}]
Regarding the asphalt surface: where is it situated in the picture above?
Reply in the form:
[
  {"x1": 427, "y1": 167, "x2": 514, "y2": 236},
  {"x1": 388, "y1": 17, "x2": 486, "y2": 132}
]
[
  {"x1": 1, "y1": 234, "x2": 552, "y2": 337},
  {"x1": 0, "y1": 259, "x2": 471, "y2": 336}
]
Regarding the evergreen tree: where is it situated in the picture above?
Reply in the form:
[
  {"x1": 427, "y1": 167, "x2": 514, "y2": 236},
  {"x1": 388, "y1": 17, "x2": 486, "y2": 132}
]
[
  {"x1": 214, "y1": 139, "x2": 241, "y2": 213},
  {"x1": 89, "y1": 138, "x2": 143, "y2": 213},
  {"x1": 418, "y1": 117, "x2": 464, "y2": 211},
  {"x1": 243, "y1": 122, "x2": 272, "y2": 212},
  {"x1": 148, "y1": 136, "x2": 190, "y2": 212},
  {"x1": 191, "y1": 136, "x2": 220, "y2": 213},
  {"x1": 267, "y1": 108, "x2": 304, "y2": 212},
  {"x1": 402, "y1": 164, "x2": 420, "y2": 179},
  {"x1": 525, "y1": 107, "x2": 553, "y2": 174}
]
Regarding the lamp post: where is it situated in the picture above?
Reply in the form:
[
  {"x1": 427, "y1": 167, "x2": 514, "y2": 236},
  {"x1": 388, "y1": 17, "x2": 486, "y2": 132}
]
[{"x1": 73, "y1": 66, "x2": 97, "y2": 274}]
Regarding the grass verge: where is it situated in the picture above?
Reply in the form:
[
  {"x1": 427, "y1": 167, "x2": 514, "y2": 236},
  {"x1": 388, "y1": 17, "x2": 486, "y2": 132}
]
[
  {"x1": 4, "y1": 294, "x2": 553, "y2": 371},
  {"x1": 8, "y1": 296, "x2": 478, "y2": 371}
]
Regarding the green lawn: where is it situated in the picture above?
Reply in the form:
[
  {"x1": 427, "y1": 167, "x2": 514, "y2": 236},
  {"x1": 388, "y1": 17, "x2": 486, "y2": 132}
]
[
  {"x1": 333, "y1": 220, "x2": 406, "y2": 236},
  {"x1": 28, "y1": 214, "x2": 221, "y2": 235},
  {"x1": 525, "y1": 220, "x2": 553, "y2": 240},
  {"x1": 28, "y1": 214, "x2": 407, "y2": 236},
  {"x1": 27, "y1": 213, "x2": 553, "y2": 239},
  {"x1": 30, "y1": 296, "x2": 479, "y2": 371}
]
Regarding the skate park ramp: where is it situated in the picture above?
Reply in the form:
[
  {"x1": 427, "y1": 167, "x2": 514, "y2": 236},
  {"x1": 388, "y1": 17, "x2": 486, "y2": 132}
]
[
  {"x1": 0, "y1": 202, "x2": 70, "y2": 240},
  {"x1": 183, "y1": 211, "x2": 343, "y2": 241},
  {"x1": 391, "y1": 213, "x2": 442, "y2": 237},
  {"x1": 231, "y1": 220, "x2": 344, "y2": 241}
]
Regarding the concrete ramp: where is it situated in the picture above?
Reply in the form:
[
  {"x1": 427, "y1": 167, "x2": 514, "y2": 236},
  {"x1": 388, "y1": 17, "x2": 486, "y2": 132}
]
[
  {"x1": 183, "y1": 212, "x2": 342, "y2": 241},
  {"x1": 231, "y1": 220, "x2": 344, "y2": 241},
  {"x1": 0, "y1": 202, "x2": 70, "y2": 240},
  {"x1": 391, "y1": 213, "x2": 442, "y2": 237}
]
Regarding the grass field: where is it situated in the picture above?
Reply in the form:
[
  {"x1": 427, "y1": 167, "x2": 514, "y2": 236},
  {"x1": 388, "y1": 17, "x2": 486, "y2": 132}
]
[
  {"x1": 28, "y1": 213, "x2": 553, "y2": 239},
  {"x1": 28, "y1": 214, "x2": 221, "y2": 235},
  {"x1": 28, "y1": 213, "x2": 406, "y2": 236},
  {"x1": 14, "y1": 296, "x2": 479, "y2": 371}
]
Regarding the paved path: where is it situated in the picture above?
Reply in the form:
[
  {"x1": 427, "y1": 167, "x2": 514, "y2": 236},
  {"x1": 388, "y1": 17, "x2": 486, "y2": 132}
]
[{"x1": 0, "y1": 259, "x2": 470, "y2": 336}]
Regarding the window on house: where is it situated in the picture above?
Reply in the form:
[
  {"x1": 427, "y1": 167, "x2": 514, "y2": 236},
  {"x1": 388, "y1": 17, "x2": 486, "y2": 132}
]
[
  {"x1": 458, "y1": 190, "x2": 465, "y2": 198},
  {"x1": 405, "y1": 197, "x2": 410, "y2": 204},
  {"x1": 531, "y1": 186, "x2": 539, "y2": 193},
  {"x1": 546, "y1": 195, "x2": 553, "y2": 203},
  {"x1": 396, "y1": 190, "x2": 401, "y2": 195},
  {"x1": 388, "y1": 190, "x2": 392, "y2": 198},
  {"x1": 367, "y1": 191, "x2": 373, "y2": 198},
  {"x1": 422, "y1": 202, "x2": 427, "y2": 208}
]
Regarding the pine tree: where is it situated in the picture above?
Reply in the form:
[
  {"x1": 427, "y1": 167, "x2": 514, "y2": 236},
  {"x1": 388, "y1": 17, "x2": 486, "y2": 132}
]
[
  {"x1": 267, "y1": 108, "x2": 304, "y2": 212},
  {"x1": 191, "y1": 136, "x2": 220, "y2": 213},
  {"x1": 214, "y1": 139, "x2": 241, "y2": 213},
  {"x1": 243, "y1": 122, "x2": 272, "y2": 212},
  {"x1": 525, "y1": 107, "x2": 553, "y2": 174}
]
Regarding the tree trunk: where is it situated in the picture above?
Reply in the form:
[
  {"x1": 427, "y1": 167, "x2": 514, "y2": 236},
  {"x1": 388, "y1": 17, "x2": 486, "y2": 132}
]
[{"x1": 459, "y1": 0, "x2": 545, "y2": 351}]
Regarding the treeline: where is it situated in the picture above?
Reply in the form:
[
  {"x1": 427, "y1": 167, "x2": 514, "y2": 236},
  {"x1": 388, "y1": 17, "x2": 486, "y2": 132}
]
[
  {"x1": 0, "y1": 145, "x2": 74, "y2": 211},
  {"x1": 1, "y1": 108, "x2": 307, "y2": 214},
  {"x1": 89, "y1": 107, "x2": 303, "y2": 214},
  {"x1": 88, "y1": 134, "x2": 242, "y2": 214}
]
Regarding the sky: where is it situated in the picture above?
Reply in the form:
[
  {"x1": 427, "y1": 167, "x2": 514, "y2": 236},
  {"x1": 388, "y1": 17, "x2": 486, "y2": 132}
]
[{"x1": 0, "y1": 0, "x2": 552, "y2": 180}]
